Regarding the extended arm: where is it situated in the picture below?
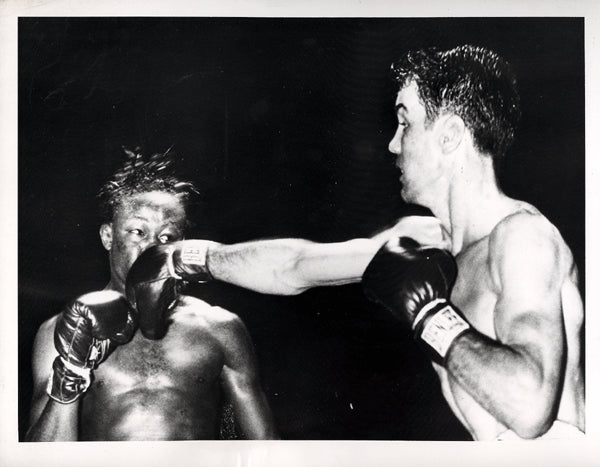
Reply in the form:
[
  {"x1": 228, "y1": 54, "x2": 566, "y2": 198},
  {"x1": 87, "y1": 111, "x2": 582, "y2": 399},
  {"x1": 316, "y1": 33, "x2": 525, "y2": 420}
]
[
  {"x1": 128, "y1": 216, "x2": 446, "y2": 337},
  {"x1": 217, "y1": 314, "x2": 278, "y2": 439},
  {"x1": 127, "y1": 215, "x2": 445, "y2": 297},
  {"x1": 444, "y1": 216, "x2": 567, "y2": 438},
  {"x1": 207, "y1": 216, "x2": 446, "y2": 295},
  {"x1": 208, "y1": 238, "x2": 375, "y2": 295}
]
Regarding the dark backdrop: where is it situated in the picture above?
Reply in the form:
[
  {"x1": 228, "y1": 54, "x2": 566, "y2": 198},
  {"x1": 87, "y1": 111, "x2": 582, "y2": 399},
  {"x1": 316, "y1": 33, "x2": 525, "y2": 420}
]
[{"x1": 18, "y1": 17, "x2": 584, "y2": 440}]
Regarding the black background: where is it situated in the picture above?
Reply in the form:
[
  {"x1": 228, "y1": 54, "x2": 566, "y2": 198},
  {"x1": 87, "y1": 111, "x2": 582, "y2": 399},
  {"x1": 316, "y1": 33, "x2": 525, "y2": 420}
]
[{"x1": 18, "y1": 17, "x2": 584, "y2": 440}]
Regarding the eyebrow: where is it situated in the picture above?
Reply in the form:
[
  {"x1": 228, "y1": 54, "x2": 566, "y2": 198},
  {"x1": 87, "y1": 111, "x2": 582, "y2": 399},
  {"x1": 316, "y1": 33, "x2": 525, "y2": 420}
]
[{"x1": 395, "y1": 103, "x2": 407, "y2": 113}]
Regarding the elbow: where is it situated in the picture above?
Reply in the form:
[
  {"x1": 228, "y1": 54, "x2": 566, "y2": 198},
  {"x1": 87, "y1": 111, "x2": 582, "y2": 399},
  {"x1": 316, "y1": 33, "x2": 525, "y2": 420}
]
[
  {"x1": 507, "y1": 383, "x2": 557, "y2": 439},
  {"x1": 510, "y1": 412, "x2": 554, "y2": 439},
  {"x1": 503, "y1": 345, "x2": 562, "y2": 439},
  {"x1": 272, "y1": 254, "x2": 311, "y2": 296},
  {"x1": 278, "y1": 282, "x2": 309, "y2": 296},
  {"x1": 269, "y1": 270, "x2": 308, "y2": 295}
]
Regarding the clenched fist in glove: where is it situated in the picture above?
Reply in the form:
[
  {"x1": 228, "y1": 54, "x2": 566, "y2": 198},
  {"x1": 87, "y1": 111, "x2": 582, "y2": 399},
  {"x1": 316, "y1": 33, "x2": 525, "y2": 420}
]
[
  {"x1": 362, "y1": 236, "x2": 471, "y2": 365},
  {"x1": 48, "y1": 290, "x2": 136, "y2": 403},
  {"x1": 126, "y1": 240, "x2": 216, "y2": 339}
]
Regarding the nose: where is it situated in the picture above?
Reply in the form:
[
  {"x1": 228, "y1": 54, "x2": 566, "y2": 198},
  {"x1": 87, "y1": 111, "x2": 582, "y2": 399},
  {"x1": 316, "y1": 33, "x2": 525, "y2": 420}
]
[{"x1": 388, "y1": 127, "x2": 402, "y2": 155}]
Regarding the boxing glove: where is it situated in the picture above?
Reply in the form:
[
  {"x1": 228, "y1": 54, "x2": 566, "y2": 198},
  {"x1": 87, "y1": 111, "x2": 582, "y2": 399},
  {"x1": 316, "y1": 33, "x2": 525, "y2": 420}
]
[
  {"x1": 362, "y1": 236, "x2": 471, "y2": 365},
  {"x1": 48, "y1": 290, "x2": 136, "y2": 403},
  {"x1": 126, "y1": 240, "x2": 215, "y2": 339}
]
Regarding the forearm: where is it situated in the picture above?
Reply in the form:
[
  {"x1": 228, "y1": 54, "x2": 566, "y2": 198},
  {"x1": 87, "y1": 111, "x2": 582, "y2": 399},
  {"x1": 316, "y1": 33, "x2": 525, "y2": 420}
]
[
  {"x1": 445, "y1": 330, "x2": 557, "y2": 437},
  {"x1": 207, "y1": 238, "x2": 378, "y2": 295},
  {"x1": 25, "y1": 398, "x2": 79, "y2": 441}
]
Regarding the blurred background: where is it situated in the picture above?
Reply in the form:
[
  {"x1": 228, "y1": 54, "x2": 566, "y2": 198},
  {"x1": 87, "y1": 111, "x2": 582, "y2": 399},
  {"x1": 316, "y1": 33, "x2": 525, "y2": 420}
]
[{"x1": 18, "y1": 17, "x2": 584, "y2": 440}]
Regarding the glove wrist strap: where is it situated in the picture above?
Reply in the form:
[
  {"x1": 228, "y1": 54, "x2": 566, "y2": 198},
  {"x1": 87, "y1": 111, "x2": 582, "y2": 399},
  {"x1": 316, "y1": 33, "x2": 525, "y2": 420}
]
[
  {"x1": 175, "y1": 240, "x2": 216, "y2": 282},
  {"x1": 47, "y1": 357, "x2": 92, "y2": 404},
  {"x1": 413, "y1": 301, "x2": 471, "y2": 365}
]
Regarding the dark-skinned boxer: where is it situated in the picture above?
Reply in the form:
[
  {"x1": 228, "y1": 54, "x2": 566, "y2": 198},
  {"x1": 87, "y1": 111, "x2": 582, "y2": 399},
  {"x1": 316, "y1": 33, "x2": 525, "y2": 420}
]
[{"x1": 27, "y1": 151, "x2": 277, "y2": 441}]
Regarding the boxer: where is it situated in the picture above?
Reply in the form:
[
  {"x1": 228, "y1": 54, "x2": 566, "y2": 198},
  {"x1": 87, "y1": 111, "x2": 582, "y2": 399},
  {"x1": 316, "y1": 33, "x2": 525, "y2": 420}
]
[
  {"x1": 26, "y1": 150, "x2": 277, "y2": 441},
  {"x1": 126, "y1": 46, "x2": 584, "y2": 441},
  {"x1": 361, "y1": 45, "x2": 584, "y2": 439}
]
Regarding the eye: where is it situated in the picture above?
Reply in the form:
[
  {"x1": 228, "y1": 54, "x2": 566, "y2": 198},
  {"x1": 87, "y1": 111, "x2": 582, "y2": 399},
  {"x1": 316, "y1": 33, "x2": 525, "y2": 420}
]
[{"x1": 129, "y1": 229, "x2": 144, "y2": 236}]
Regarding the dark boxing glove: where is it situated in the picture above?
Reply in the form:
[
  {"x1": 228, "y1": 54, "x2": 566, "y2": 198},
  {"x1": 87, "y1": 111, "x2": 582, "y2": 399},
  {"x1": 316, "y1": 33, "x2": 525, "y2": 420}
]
[
  {"x1": 126, "y1": 240, "x2": 216, "y2": 339},
  {"x1": 48, "y1": 290, "x2": 136, "y2": 403},
  {"x1": 362, "y1": 236, "x2": 471, "y2": 365}
]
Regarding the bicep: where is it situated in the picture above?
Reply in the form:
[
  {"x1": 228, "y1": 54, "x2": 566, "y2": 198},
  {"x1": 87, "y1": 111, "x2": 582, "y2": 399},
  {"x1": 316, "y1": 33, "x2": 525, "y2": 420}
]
[
  {"x1": 491, "y1": 218, "x2": 566, "y2": 379},
  {"x1": 290, "y1": 238, "x2": 381, "y2": 288}
]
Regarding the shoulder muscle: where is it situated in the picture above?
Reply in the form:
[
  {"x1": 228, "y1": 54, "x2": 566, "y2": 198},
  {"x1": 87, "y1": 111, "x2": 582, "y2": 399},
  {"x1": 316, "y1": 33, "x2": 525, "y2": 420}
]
[
  {"x1": 489, "y1": 212, "x2": 568, "y2": 294},
  {"x1": 487, "y1": 212, "x2": 569, "y2": 343}
]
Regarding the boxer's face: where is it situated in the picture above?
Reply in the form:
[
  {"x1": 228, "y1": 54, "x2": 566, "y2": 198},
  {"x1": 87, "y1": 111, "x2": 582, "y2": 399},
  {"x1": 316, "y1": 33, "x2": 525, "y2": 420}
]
[
  {"x1": 100, "y1": 190, "x2": 186, "y2": 292},
  {"x1": 388, "y1": 81, "x2": 445, "y2": 206}
]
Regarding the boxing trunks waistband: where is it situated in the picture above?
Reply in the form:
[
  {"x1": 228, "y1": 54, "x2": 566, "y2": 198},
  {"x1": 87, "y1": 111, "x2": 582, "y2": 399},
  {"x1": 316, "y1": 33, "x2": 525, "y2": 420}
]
[{"x1": 496, "y1": 420, "x2": 584, "y2": 441}]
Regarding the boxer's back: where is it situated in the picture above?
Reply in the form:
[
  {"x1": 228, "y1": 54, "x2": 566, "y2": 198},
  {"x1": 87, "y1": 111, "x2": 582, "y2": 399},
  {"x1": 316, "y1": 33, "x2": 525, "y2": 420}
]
[
  {"x1": 80, "y1": 297, "x2": 233, "y2": 440},
  {"x1": 435, "y1": 206, "x2": 584, "y2": 440}
]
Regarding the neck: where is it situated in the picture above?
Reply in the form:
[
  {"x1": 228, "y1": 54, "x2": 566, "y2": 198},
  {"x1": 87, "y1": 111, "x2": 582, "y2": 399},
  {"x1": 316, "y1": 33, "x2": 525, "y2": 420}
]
[{"x1": 428, "y1": 150, "x2": 511, "y2": 255}]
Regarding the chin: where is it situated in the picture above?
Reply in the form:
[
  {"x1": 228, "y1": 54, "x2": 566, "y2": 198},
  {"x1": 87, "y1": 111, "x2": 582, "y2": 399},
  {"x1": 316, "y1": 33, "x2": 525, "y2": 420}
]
[{"x1": 401, "y1": 190, "x2": 429, "y2": 210}]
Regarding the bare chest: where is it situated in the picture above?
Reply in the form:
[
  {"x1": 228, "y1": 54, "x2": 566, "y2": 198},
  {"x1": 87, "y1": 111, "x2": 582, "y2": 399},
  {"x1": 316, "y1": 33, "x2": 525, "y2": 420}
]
[
  {"x1": 95, "y1": 324, "x2": 225, "y2": 390},
  {"x1": 450, "y1": 239, "x2": 498, "y2": 338}
]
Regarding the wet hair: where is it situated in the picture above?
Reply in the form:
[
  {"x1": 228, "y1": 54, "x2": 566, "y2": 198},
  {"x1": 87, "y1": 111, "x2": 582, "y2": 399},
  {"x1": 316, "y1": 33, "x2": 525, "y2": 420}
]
[
  {"x1": 391, "y1": 45, "x2": 521, "y2": 162},
  {"x1": 97, "y1": 147, "x2": 198, "y2": 230}
]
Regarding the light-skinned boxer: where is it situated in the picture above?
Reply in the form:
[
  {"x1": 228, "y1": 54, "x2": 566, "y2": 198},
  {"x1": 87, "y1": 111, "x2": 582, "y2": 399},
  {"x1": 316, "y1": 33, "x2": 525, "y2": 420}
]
[{"x1": 129, "y1": 46, "x2": 584, "y2": 440}]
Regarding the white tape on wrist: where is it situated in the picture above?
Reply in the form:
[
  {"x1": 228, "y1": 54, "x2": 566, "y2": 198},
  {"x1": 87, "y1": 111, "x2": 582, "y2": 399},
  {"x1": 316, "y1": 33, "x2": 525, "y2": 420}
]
[
  {"x1": 167, "y1": 241, "x2": 215, "y2": 280},
  {"x1": 179, "y1": 241, "x2": 214, "y2": 266},
  {"x1": 419, "y1": 304, "x2": 470, "y2": 358}
]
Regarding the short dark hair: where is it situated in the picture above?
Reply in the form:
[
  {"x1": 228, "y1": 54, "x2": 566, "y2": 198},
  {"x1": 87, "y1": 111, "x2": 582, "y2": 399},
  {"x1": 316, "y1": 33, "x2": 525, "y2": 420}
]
[
  {"x1": 391, "y1": 45, "x2": 521, "y2": 161},
  {"x1": 97, "y1": 147, "x2": 198, "y2": 230}
]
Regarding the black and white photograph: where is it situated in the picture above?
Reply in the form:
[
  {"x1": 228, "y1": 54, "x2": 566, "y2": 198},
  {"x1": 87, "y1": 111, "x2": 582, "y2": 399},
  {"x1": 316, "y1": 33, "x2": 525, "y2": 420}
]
[{"x1": 2, "y1": 1, "x2": 599, "y2": 466}]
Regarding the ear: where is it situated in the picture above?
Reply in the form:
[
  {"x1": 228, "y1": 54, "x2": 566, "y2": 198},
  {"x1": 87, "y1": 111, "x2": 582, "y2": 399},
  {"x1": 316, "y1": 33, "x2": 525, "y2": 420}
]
[
  {"x1": 99, "y1": 223, "x2": 113, "y2": 251},
  {"x1": 439, "y1": 115, "x2": 465, "y2": 154}
]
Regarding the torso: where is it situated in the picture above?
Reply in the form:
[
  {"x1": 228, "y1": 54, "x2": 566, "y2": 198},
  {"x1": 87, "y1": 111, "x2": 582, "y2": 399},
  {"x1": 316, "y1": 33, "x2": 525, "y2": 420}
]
[
  {"x1": 79, "y1": 296, "x2": 230, "y2": 441},
  {"x1": 433, "y1": 205, "x2": 585, "y2": 440}
]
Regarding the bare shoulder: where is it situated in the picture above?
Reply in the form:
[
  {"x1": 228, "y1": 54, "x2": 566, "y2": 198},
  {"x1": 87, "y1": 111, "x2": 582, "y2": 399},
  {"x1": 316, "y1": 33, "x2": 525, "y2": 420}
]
[
  {"x1": 488, "y1": 206, "x2": 575, "y2": 286},
  {"x1": 174, "y1": 295, "x2": 251, "y2": 357},
  {"x1": 490, "y1": 207, "x2": 570, "y2": 255},
  {"x1": 174, "y1": 295, "x2": 244, "y2": 332}
]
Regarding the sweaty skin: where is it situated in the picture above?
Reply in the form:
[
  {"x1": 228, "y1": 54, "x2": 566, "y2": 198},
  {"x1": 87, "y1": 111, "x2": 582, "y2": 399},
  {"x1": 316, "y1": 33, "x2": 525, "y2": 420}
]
[
  {"x1": 435, "y1": 205, "x2": 584, "y2": 440},
  {"x1": 192, "y1": 79, "x2": 585, "y2": 440},
  {"x1": 27, "y1": 191, "x2": 276, "y2": 441},
  {"x1": 81, "y1": 296, "x2": 265, "y2": 440},
  {"x1": 199, "y1": 206, "x2": 584, "y2": 440},
  {"x1": 387, "y1": 81, "x2": 584, "y2": 440}
]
